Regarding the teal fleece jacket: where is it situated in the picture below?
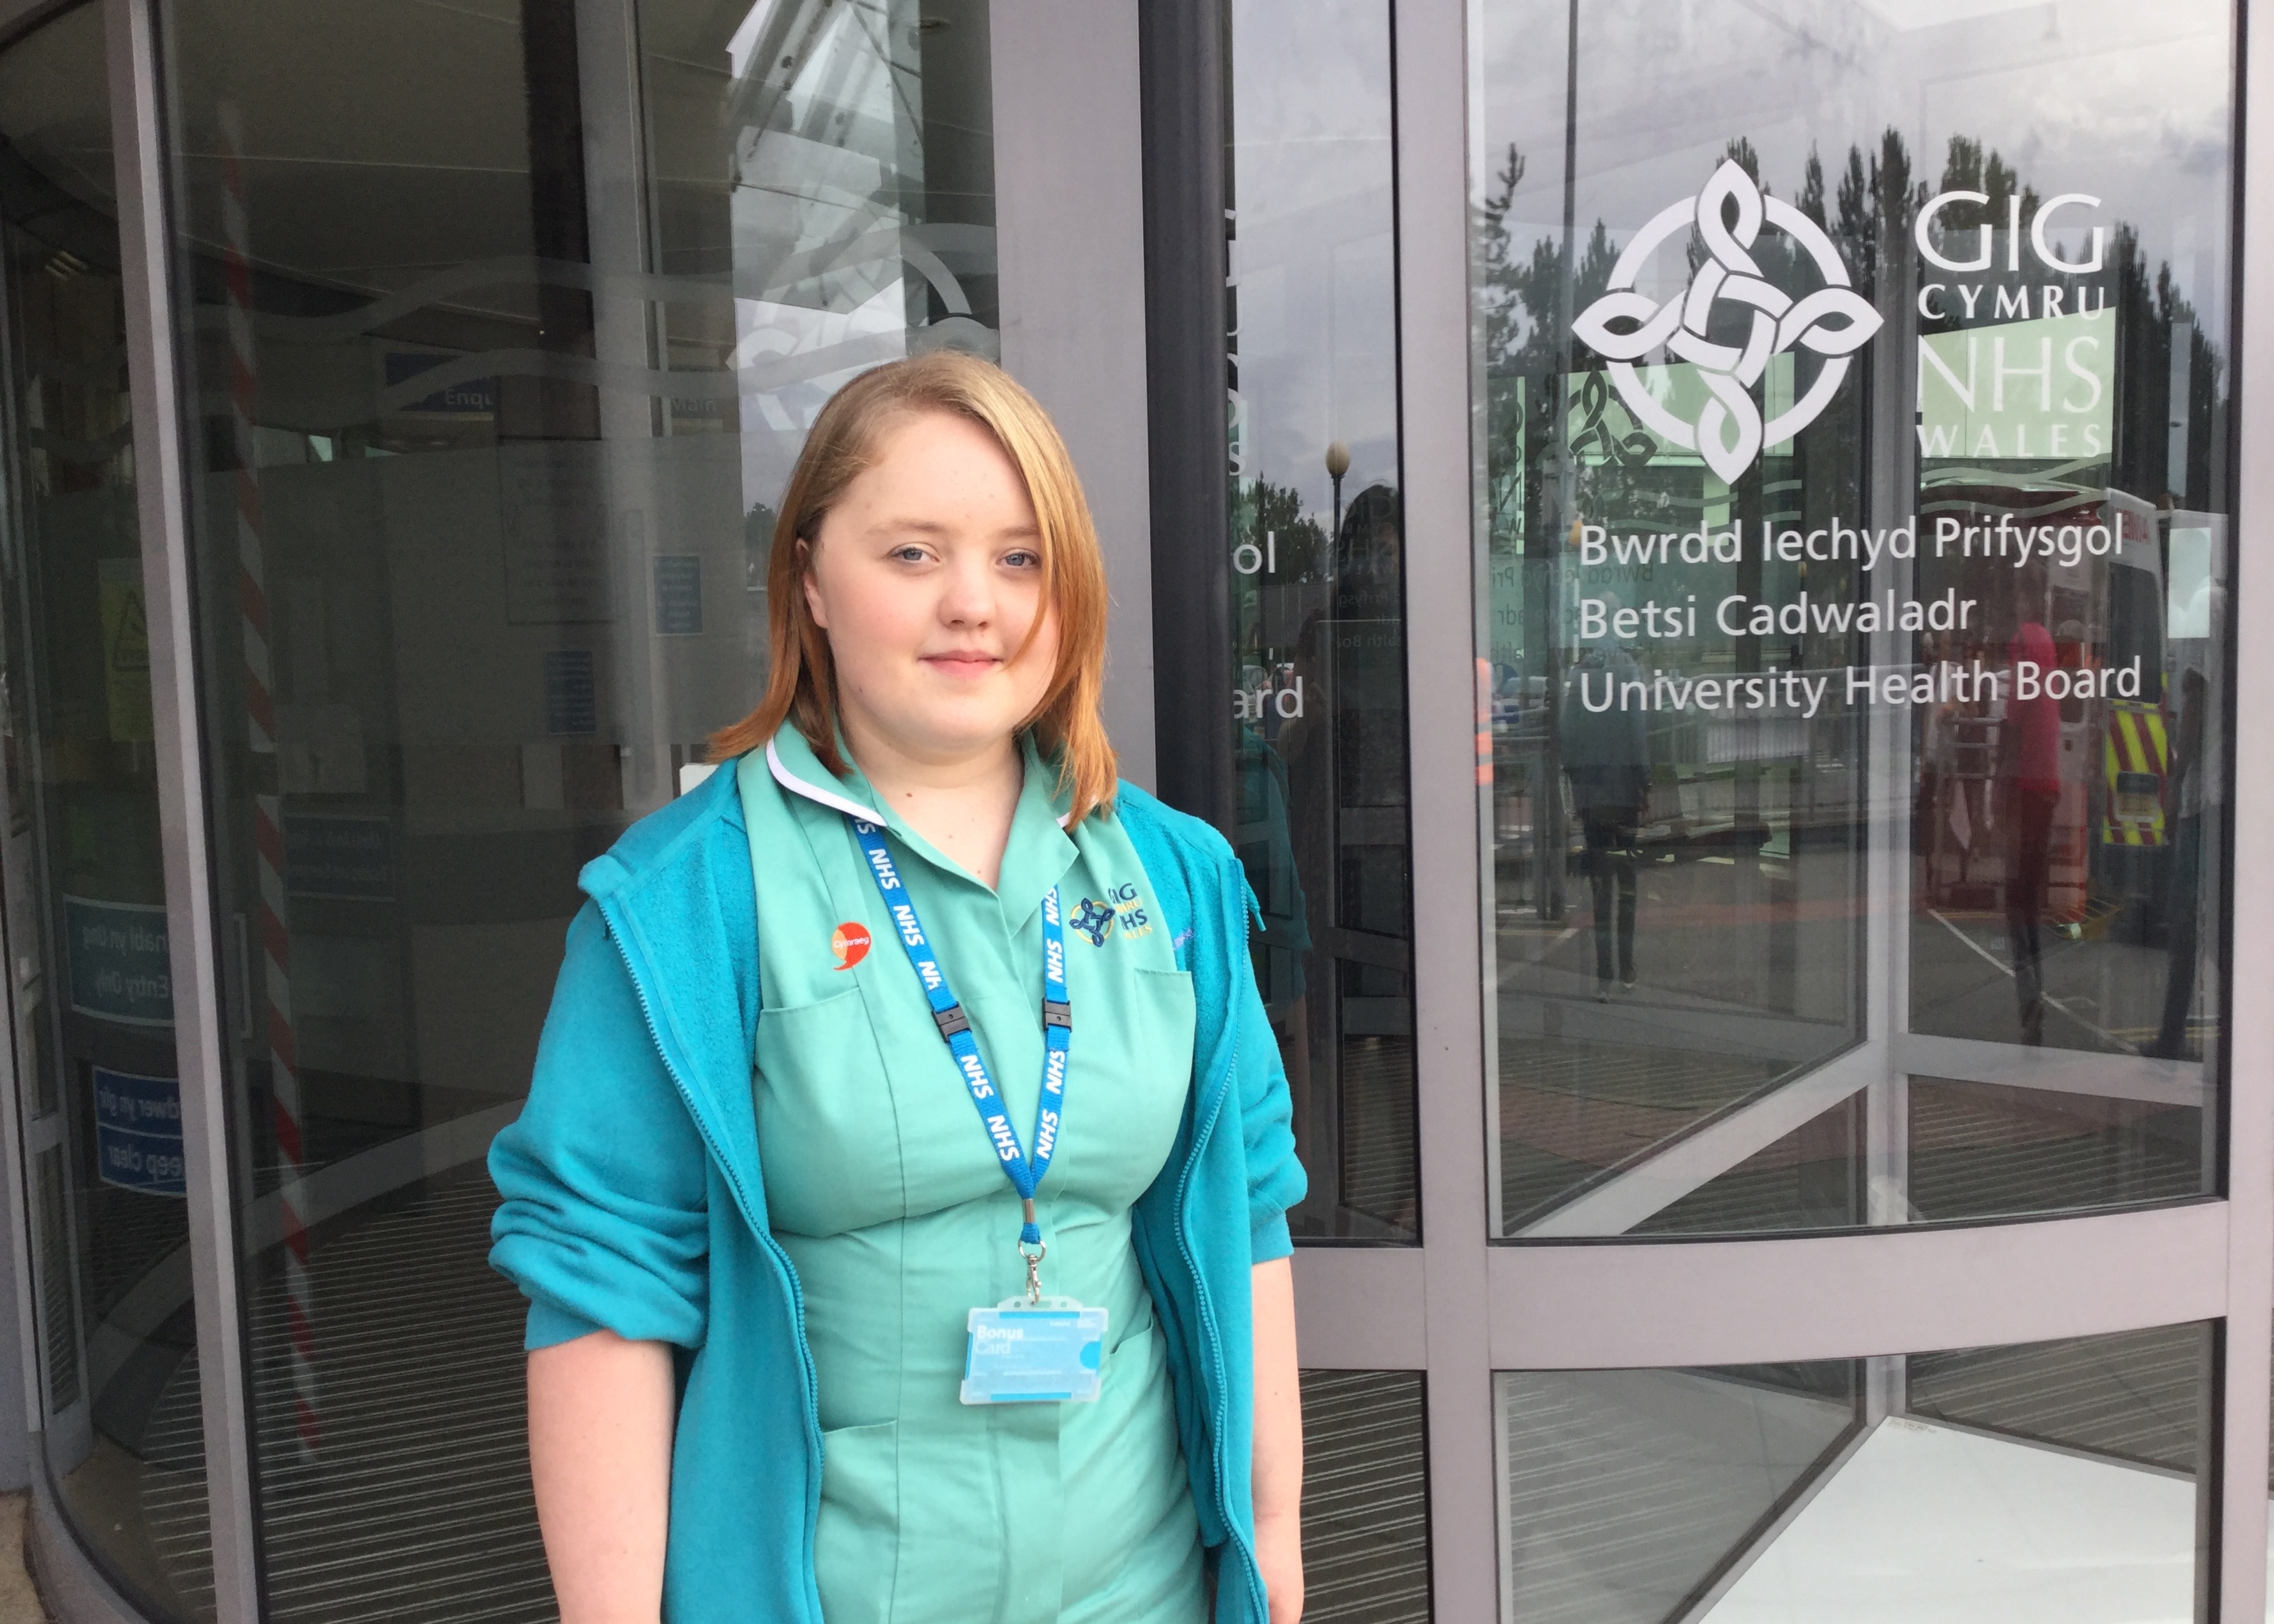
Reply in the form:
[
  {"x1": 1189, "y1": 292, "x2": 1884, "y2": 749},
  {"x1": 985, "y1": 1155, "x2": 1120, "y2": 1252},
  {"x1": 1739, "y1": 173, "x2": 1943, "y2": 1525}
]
[{"x1": 487, "y1": 759, "x2": 1307, "y2": 1623}]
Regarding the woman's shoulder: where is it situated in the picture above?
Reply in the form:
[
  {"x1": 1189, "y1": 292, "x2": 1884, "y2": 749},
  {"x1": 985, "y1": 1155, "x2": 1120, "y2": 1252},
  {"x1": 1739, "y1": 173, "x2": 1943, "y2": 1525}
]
[
  {"x1": 1111, "y1": 781, "x2": 1237, "y2": 871},
  {"x1": 1109, "y1": 783, "x2": 1249, "y2": 957},
  {"x1": 576, "y1": 754, "x2": 751, "y2": 906}
]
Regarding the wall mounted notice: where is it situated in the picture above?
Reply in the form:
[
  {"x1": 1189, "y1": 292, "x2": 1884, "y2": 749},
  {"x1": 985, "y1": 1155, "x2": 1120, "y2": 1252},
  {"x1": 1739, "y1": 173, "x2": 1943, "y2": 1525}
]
[
  {"x1": 93, "y1": 1067, "x2": 185, "y2": 1197},
  {"x1": 544, "y1": 649, "x2": 598, "y2": 736},
  {"x1": 500, "y1": 443, "x2": 618, "y2": 624},
  {"x1": 98, "y1": 558, "x2": 153, "y2": 743},
  {"x1": 62, "y1": 895, "x2": 171, "y2": 1026},
  {"x1": 653, "y1": 554, "x2": 703, "y2": 635},
  {"x1": 282, "y1": 813, "x2": 395, "y2": 901}
]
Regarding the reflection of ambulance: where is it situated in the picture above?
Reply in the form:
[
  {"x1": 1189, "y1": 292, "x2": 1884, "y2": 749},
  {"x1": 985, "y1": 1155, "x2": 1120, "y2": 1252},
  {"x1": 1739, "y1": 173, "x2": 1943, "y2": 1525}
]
[
  {"x1": 1918, "y1": 481, "x2": 2201, "y2": 934},
  {"x1": 2086, "y1": 494, "x2": 2227, "y2": 928},
  {"x1": 2098, "y1": 490, "x2": 2165, "y2": 857}
]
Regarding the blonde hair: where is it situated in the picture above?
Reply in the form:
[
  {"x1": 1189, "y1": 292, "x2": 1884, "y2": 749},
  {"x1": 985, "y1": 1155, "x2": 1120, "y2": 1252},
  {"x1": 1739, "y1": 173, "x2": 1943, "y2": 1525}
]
[{"x1": 706, "y1": 351, "x2": 1117, "y2": 823}]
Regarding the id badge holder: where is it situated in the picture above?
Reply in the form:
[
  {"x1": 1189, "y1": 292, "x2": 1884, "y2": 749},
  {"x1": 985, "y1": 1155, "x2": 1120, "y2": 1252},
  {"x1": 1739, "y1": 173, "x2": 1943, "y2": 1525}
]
[{"x1": 961, "y1": 1298, "x2": 1109, "y2": 1404}]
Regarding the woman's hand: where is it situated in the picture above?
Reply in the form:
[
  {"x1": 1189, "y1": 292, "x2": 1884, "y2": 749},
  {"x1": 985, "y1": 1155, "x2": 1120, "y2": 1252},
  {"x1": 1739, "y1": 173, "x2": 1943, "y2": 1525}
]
[{"x1": 1251, "y1": 1257, "x2": 1304, "y2": 1622}]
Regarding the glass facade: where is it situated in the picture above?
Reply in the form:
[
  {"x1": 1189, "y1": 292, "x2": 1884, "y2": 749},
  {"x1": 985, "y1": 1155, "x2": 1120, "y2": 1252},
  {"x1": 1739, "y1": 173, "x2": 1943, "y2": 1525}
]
[{"x1": 0, "y1": 0, "x2": 2266, "y2": 1621}]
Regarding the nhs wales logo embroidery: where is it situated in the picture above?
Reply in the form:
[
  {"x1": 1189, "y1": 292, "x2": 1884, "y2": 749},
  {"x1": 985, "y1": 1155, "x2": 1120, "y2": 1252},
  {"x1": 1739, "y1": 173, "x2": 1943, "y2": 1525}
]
[
  {"x1": 1069, "y1": 898, "x2": 1116, "y2": 946},
  {"x1": 1070, "y1": 882, "x2": 1153, "y2": 947}
]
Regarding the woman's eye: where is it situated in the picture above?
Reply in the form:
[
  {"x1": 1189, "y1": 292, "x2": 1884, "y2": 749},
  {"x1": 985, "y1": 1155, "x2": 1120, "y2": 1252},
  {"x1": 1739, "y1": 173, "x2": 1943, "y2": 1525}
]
[
  {"x1": 1002, "y1": 550, "x2": 1041, "y2": 569},
  {"x1": 891, "y1": 546, "x2": 929, "y2": 564}
]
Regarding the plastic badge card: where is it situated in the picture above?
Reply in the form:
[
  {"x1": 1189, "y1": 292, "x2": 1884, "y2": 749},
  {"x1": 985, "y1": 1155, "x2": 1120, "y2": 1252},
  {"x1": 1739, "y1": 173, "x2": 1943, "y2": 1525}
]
[{"x1": 962, "y1": 1300, "x2": 1108, "y2": 1404}]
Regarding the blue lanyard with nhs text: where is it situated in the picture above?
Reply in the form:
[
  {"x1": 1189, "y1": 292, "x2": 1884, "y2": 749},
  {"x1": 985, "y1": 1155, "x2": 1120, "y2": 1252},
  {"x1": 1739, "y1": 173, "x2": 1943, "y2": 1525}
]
[{"x1": 846, "y1": 815, "x2": 1106, "y2": 1404}]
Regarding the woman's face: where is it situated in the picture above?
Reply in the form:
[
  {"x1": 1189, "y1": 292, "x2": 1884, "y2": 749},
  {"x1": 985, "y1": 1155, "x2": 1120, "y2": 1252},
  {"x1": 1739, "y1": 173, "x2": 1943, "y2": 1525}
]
[{"x1": 803, "y1": 409, "x2": 1060, "y2": 766}]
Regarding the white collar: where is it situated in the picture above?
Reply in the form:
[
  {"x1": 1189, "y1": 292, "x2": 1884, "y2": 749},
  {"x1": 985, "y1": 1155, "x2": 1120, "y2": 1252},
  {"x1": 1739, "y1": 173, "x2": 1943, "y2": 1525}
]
[
  {"x1": 765, "y1": 737, "x2": 883, "y2": 821},
  {"x1": 765, "y1": 735, "x2": 1074, "y2": 830}
]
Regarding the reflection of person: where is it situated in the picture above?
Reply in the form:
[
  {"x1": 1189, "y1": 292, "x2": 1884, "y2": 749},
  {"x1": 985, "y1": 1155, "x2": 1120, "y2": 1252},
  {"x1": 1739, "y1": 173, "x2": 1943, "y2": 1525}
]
[
  {"x1": 1561, "y1": 638, "x2": 1651, "y2": 997},
  {"x1": 1237, "y1": 719, "x2": 1314, "y2": 1141},
  {"x1": 1333, "y1": 482, "x2": 1403, "y2": 620},
  {"x1": 2152, "y1": 583, "x2": 2225, "y2": 1059},
  {"x1": 2000, "y1": 621, "x2": 2062, "y2": 1045},
  {"x1": 490, "y1": 355, "x2": 1308, "y2": 1622}
]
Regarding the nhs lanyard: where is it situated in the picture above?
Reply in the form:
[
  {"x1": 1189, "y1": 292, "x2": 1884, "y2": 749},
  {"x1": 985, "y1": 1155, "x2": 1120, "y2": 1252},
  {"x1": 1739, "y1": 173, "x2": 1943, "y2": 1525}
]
[{"x1": 848, "y1": 817, "x2": 1071, "y2": 1281}]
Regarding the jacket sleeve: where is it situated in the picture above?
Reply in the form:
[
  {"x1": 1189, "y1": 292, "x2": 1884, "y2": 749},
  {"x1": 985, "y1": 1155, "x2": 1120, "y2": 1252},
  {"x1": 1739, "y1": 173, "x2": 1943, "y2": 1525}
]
[
  {"x1": 1233, "y1": 877, "x2": 1308, "y2": 1263},
  {"x1": 489, "y1": 901, "x2": 711, "y2": 1351}
]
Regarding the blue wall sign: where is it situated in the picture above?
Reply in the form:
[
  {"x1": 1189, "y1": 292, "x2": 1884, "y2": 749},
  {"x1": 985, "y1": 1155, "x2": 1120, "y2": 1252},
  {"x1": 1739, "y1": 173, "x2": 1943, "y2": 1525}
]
[
  {"x1": 62, "y1": 895, "x2": 172, "y2": 1027},
  {"x1": 94, "y1": 1067, "x2": 186, "y2": 1197}
]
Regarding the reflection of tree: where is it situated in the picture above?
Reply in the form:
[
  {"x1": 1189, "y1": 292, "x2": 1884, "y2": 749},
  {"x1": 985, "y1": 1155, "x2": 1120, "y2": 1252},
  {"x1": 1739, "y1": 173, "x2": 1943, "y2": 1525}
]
[
  {"x1": 1230, "y1": 477, "x2": 1329, "y2": 670},
  {"x1": 1911, "y1": 132, "x2": 2220, "y2": 505},
  {"x1": 1476, "y1": 144, "x2": 1618, "y2": 556},
  {"x1": 2114, "y1": 233, "x2": 2220, "y2": 505},
  {"x1": 1230, "y1": 478, "x2": 1329, "y2": 581}
]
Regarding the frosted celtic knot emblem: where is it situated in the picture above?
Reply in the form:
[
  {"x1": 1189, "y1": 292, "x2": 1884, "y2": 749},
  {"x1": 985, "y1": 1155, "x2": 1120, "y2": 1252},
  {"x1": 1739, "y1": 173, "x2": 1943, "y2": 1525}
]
[{"x1": 1572, "y1": 159, "x2": 1883, "y2": 482}]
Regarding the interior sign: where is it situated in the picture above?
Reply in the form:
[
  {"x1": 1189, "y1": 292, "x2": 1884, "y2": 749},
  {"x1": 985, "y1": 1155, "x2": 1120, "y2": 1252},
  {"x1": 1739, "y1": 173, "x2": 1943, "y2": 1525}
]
[
  {"x1": 62, "y1": 894, "x2": 172, "y2": 1027},
  {"x1": 94, "y1": 1067, "x2": 186, "y2": 1197}
]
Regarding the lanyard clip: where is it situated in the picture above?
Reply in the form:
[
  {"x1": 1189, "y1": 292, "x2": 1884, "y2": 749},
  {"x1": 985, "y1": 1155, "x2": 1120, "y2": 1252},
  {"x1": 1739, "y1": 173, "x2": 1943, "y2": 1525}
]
[{"x1": 1018, "y1": 1196, "x2": 1045, "y2": 1303}]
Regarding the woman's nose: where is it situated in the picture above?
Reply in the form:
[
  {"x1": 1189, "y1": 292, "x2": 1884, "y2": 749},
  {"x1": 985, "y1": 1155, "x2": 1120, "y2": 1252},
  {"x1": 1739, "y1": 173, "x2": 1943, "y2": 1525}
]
[{"x1": 938, "y1": 556, "x2": 995, "y2": 624}]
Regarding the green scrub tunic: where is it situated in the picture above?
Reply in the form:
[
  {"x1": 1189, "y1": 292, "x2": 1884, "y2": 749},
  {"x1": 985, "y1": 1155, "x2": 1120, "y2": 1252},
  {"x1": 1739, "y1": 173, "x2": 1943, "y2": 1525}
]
[{"x1": 742, "y1": 726, "x2": 1206, "y2": 1624}]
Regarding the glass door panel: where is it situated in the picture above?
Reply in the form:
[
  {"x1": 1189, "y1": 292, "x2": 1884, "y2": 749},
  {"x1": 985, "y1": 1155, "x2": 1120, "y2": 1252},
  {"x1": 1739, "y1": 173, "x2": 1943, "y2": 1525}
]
[
  {"x1": 1498, "y1": 1324, "x2": 2213, "y2": 1624},
  {"x1": 1472, "y1": 0, "x2": 2234, "y2": 1239},
  {"x1": 0, "y1": 6, "x2": 216, "y2": 1615},
  {"x1": 1229, "y1": 0, "x2": 1420, "y2": 1242}
]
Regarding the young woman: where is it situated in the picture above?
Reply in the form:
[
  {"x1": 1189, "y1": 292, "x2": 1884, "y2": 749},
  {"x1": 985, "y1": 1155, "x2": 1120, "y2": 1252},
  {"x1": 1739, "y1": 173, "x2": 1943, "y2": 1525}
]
[{"x1": 489, "y1": 351, "x2": 1308, "y2": 1624}]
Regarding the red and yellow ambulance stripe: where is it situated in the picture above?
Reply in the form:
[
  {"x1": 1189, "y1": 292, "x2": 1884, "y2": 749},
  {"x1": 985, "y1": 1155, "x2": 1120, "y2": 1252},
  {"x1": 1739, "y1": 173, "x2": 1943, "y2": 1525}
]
[{"x1": 2102, "y1": 703, "x2": 2167, "y2": 848}]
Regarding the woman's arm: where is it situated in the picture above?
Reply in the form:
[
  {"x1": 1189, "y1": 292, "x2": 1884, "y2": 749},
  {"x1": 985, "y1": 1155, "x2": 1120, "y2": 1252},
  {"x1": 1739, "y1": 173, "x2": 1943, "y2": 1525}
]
[
  {"x1": 528, "y1": 1331, "x2": 676, "y2": 1624},
  {"x1": 1251, "y1": 1255, "x2": 1304, "y2": 1623}
]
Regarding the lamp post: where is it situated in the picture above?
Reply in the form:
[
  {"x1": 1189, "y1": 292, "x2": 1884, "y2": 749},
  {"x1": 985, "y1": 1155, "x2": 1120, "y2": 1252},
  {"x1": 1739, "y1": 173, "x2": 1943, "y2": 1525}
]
[{"x1": 1325, "y1": 440, "x2": 1350, "y2": 542}]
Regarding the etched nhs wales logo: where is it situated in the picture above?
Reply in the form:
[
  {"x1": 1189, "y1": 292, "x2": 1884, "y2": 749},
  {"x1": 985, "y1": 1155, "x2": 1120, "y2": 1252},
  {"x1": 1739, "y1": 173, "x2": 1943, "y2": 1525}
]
[{"x1": 1571, "y1": 160, "x2": 1882, "y2": 482}]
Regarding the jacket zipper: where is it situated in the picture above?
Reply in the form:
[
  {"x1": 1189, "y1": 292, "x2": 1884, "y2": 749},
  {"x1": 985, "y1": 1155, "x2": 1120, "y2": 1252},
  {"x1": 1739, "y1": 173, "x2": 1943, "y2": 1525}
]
[
  {"x1": 600, "y1": 907, "x2": 828, "y2": 1575},
  {"x1": 1170, "y1": 855, "x2": 1265, "y2": 1618}
]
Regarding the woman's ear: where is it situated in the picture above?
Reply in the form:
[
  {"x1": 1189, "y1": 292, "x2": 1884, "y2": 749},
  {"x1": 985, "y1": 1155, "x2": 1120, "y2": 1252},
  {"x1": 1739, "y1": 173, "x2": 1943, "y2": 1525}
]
[{"x1": 798, "y1": 537, "x2": 828, "y2": 629}]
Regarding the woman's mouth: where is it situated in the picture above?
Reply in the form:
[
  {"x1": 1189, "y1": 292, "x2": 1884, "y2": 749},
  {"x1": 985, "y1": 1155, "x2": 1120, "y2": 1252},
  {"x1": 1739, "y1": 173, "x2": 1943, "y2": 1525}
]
[{"x1": 922, "y1": 652, "x2": 1000, "y2": 677}]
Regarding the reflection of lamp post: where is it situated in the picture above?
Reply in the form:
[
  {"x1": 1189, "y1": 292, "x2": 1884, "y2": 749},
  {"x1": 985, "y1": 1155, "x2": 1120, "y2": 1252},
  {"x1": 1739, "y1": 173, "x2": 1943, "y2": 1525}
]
[{"x1": 1325, "y1": 440, "x2": 1350, "y2": 542}]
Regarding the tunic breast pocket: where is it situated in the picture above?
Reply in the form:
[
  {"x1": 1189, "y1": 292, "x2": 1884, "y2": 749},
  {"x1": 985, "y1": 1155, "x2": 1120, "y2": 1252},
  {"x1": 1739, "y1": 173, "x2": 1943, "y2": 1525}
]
[
  {"x1": 1129, "y1": 965, "x2": 1198, "y2": 1069},
  {"x1": 1059, "y1": 966, "x2": 1197, "y2": 1211},
  {"x1": 1122, "y1": 967, "x2": 1198, "y2": 1117},
  {"x1": 752, "y1": 986, "x2": 906, "y2": 1237}
]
